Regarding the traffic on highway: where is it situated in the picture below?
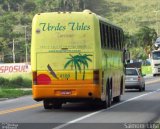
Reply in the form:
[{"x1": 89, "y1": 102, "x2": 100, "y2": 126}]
[
  {"x1": 0, "y1": 76, "x2": 160, "y2": 129},
  {"x1": 1, "y1": 1, "x2": 160, "y2": 129}
]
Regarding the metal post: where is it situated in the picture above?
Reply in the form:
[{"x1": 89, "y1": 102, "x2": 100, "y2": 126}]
[
  {"x1": 24, "y1": 26, "x2": 28, "y2": 63},
  {"x1": 12, "y1": 38, "x2": 15, "y2": 63},
  {"x1": 153, "y1": 10, "x2": 160, "y2": 36}
]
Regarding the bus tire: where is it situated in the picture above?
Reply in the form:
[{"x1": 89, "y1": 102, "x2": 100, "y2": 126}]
[
  {"x1": 43, "y1": 100, "x2": 53, "y2": 109},
  {"x1": 139, "y1": 86, "x2": 143, "y2": 92},
  {"x1": 107, "y1": 82, "x2": 112, "y2": 107},
  {"x1": 143, "y1": 84, "x2": 145, "y2": 91},
  {"x1": 102, "y1": 80, "x2": 109, "y2": 109},
  {"x1": 102, "y1": 95, "x2": 108, "y2": 109},
  {"x1": 120, "y1": 76, "x2": 123, "y2": 95},
  {"x1": 52, "y1": 101, "x2": 62, "y2": 109},
  {"x1": 113, "y1": 95, "x2": 121, "y2": 103}
]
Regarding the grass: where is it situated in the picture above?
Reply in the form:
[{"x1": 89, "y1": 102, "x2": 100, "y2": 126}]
[
  {"x1": 0, "y1": 88, "x2": 32, "y2": 98},
  {"x1": 0, "y1": 73, "x2": 32, "y2": 99},
  {"x1": 0, "y1": 73, "x2": 32, "y2": 88},
  {"x1": 0, "y1": 72, "x2": 31, "y2": 79}
]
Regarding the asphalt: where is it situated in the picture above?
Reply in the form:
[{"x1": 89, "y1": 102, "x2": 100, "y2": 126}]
[{"x1": 0, "y1": 76, "x2": 160, "y2": 129}]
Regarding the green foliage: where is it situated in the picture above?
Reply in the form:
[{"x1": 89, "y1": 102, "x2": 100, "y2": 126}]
[
  {"x1": 20, "y1": 16, "x2": 32, "y2": 25},
  {"x1": 136, "y1": 26, "x2": 157, "y2": 48},
  {"x1": 0, "y1": 73, "x2": 31, "y2": 88},
  {"x1": 0, "y1": 77, "x2": 9, "y2": 86},
  {"x1": 0, "y1": 88, "x2": 32, "y2": 98},
  {"x1": 23, "y1": 1, "x2": 36, "y2": 13},
  {"x1": 106, "y1": 0, "x2": 160, "y2": 34},
  {"x1": 0, "y1": 0, "x2": 160, "y2": 62}
]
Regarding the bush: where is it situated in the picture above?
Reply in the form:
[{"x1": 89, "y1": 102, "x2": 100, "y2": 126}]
[
  {"x1": 10, "y1": 76, "x2": 23, "y2": 87},
  {"x1": 0, "y1": 75, "x2": 31, "y2": 88},
  {"x1": 0, "y1": 77, "x2": 9, "y2": 87}
]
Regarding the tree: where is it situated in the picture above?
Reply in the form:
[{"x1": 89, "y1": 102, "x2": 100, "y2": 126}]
[
  {"x1": 136, "y1": 26, "x2": 157, "y2": 53},
  {"x1": 23, "y1": 1, "x2": 36, "y2": 13},
  {"x1": 1, "y1": 0, "x2": 11, "y2": 11}
]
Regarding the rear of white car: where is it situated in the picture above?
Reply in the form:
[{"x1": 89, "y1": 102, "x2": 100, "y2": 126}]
[{"x1": 125, "y1": 68, "x2": 145, "y2": 92}]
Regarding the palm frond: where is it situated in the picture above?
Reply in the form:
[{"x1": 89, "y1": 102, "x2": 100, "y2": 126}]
[
  {"x1": 74, "y1": 60, "x2": 81, "y2": 72},
  {"x1": 64, "y1": 59, "x2": 73, "y2": 69},
  {"x1": 84, "y1": 60, "x2": 89, "y2": 68},
  {"x1": 85, "y1": 57, "x2": 92, "y2": 62}
]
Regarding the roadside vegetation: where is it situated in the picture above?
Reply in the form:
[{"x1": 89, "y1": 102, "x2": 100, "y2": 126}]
[
  {"x1": 0, "y1": 73, "x2": 31, "y2": 88},
  {"x1": 0, "y1": 89, "x2": 31, "y2": 98},
  {"x1": 0, "y1": 0, "x2": 159, "y2": 63},
  {"x1": 0, "y1": 73, "x2": 32, "y2": 98}
]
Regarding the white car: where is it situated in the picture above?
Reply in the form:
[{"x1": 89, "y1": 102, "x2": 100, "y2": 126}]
[{"x1": 125, "y1": 68, "x2": 145, "y2": 92}]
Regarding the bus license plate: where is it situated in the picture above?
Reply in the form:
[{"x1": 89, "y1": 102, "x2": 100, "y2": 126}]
[{"x1": 61, "y1": 91, "x2": 71, "y2": 95}]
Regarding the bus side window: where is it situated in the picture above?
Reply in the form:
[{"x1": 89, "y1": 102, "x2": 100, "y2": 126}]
[
  {"x1": 112, "y1": 28, "x2": 115, "y2": 49},
  {"x1": 103, "y1": 24, "x2": 107, "y2": 48},
  {"x1": 108, "y1": 26, "x2": 111, "y2": 49},
  {"x1": 117, "y1": 30, "x2": 120, "y2": 50},
  {"x1": 111, "y1": 27, "x2": 114, "y2": 49},
  {"x1": 119, "y1": 31, "x2": 122, "y2": 50},
  {"x1": 115, "y1": 29, "x2": 118, "y2": 49},
  {"x1": 110, "y1": 27, "x2": 113, "y2": 49},
  {"x1": 100, "y1": 23, "x2": 104, "y2": 48},
  {"x1": 104, "y1": 25, "x2": 108, "y2": 48},
  {"x1": 114, "y1": 29, "x2": 117, "y2": 50},
  {"x1": 121, "y1": 31, "x2": 124, "y2": 50},
  {"x1": 106, "y1": 25, "x2": 109, "y2": 48}
]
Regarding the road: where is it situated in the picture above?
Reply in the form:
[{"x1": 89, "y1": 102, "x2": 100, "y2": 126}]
[{"x1": 0, "y1": 76, "x2": 160, "y2": 129}]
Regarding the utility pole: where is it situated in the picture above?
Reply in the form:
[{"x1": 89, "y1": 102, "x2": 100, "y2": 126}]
[
  {"x1": 12, "y1": 38, "x2": 15, "y2": 63},
  {"x1": 23, "y1": 26, "x2": 28, "y2": 63},
  {"x1": 153, "y1": 10, "x2": 160, "y2": 36}
]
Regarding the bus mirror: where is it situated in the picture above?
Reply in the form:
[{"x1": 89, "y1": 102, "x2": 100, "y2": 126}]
[
  {"x1": 122, "y1": 49, "x2": 130, "y2": 64},
  {"x1": 125, "y1": 51, "x2": 130, "y2": 63},
  {"x1": 122, "y1": 49, "x2": 126, "y2": 64}
]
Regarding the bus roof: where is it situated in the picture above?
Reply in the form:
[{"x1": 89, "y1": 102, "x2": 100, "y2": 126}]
[{"x1": 34, "y1": 10, "x2": 123, "y2": 31}]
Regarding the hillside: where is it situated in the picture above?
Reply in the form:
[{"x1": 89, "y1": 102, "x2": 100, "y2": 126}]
[
  {"x1": 104, "y1": 0, "x2": 160, "y2": 35},
  {"x1": 0, "y1": 0, "x2": 159, "y2": 62}
]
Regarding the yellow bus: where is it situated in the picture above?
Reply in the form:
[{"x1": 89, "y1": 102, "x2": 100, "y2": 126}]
[{"x1": 31, "y1": 10, "x2": 126, "y2": 109}]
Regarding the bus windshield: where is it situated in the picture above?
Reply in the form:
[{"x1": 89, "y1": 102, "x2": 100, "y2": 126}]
[{"x1": 152, "y1": 51, "x2": 160, "y2": 60}]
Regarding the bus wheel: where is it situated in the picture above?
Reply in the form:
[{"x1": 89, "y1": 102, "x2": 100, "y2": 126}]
[
  {"x1": 43, "y1": 100, "x2": 53, "y2": 109},
  {"x1": 120, "y1": 77, "x2": 123, "y2": 95},
  {"x1": 52, "y1": 101, "x2": 62, "y2": 109},
  {"x1": 107, "y1": 85, "x2": 112, "y2": 107},
  {"x1": 113, "y1": 95, "x2": 121, "y2": 103},
  {"x1": 143, "y1": 84, "x2": 145, "y2": 91},
  {"x1": 139, "y1": 86, "x2": 143, "y2": 92},
  {"x1": 102, "y1": 94, "x2": 108, "y2": 109}
]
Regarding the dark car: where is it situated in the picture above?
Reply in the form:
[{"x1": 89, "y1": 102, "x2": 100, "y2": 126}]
[{"x1": 125, "y1": 68, "x2": 145, "y2": 92}]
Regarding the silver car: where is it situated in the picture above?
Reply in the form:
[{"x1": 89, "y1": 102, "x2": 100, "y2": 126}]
[{"x1": 125, "y1": 68, "x2": 145, "y2": 92}]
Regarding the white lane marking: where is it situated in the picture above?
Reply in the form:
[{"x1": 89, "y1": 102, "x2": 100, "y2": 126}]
[{"x1": 53, "y1": 88, "x2": 160, "y2": 129}]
